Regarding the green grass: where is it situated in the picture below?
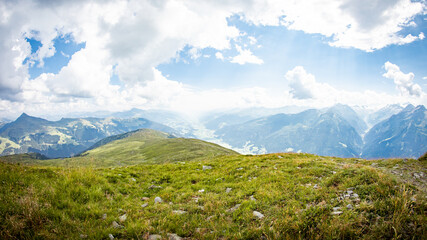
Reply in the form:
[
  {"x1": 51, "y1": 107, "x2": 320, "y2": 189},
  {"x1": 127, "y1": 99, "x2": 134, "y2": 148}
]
[{"x1": 0, "y1": 153, "x2": 426, "y2": 239}]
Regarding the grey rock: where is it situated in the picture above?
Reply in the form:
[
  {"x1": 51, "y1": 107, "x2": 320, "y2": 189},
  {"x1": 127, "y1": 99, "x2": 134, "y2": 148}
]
[
  {"x1": 313, "y1": 184, "x2": 319, "y2": 189},
  {"x1": 253, "y1": 211, "x2": 264, "y2": 219},
  {"x1": 333, "y1": 207, "x2": 342, "y2": 211},
  {"x1": 198, "y1": 189, "x2": 205, "y2": 193},
  {"x1": 112, "y1": 221, "x2": 123, "y2": 229},
  {"x1": 102, "y1": 213, "x2": 107, "y2": 220},
  {"x1": 172, "y1": 210, "x2": 187, "y2": 215},
  {"x1": 141, "y1": 203, "x2": 148, "y2": 208},
  {"x1": 168, "y1": 233, "x2": 182, "y2": 240},
  {"x1": 226, "y1": 188, "x2": 232, "y2": 193},
  {"x1": 130, "y1": 178, "x2": 136, "y2": 182},
  {"x1": 250, "y1": 195, "x2": 257, "y2": 201},
  {"x1": 80, "y1": 234, "x2": 87, "y2": 239},
  {"x1": 346, "y1": 204, "x2": 353, "y2": 209},
  {"x1": 149, "y1": 185, "x2": 162, "y2": 189},
  {"x1": 203, "y1": 165, "x2": 212, "y2": 170},
  {"x1": 226, "y1": 204, "x2": 241, "y2": 213},
  {"x1": 118, "y1": 213, "x2": 127, "y2": 222},
  {"x1": 331, "y1": 211, "x2": 343, "y2": 215},
  {"x1": 154, "y1": 196, "x2": 162, "y2": 204},
  {"x1": 108, "y1": 234, "x2": 114, "y2": 240},
  {"x1": 236, "y1": 167, "x2": 244, "y2": 170},
  {"x1": 148, "y1": 234, "x2": 162, "y2": 240}
]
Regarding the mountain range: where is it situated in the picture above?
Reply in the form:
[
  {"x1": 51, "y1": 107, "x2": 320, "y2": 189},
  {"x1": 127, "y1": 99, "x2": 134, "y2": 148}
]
[{"x1": 0, "y1": 104, "x2": 425, "y2": 159}]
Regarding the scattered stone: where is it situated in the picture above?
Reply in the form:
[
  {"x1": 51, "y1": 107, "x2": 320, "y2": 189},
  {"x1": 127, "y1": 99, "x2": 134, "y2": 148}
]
[
  {"x1": 331, "y1": 211, "x2": 343, "y2": 215},
  {"x1": 371, "y1": 163, "x2": 378, "y2": 167},
  {"x1": 130, "y1": 178, "x2": 136, "y2": 182},
  {"x1": 347, "y1": 187, "x2": 355, "y2": 190},
  {"x1": 332, "y1": 171, "x2": 337, "y2": 174},
  {"x1": 169, "y1": 202, "x2": 173, "y2": 205},
  {"x1": 313, "y1": 184, "x2": 319, "y2": 189},
  {"x1": 148, "y1": 234, "x2": 162, "y2": 240},
  {"x1": 226, "y1": 188, "x2": 232, "y2": 193},
  {"x1": 149, "y1": 185, "x2": 162, "y2": 189},
  {"x1": 296, "y1": 167, "x2": 301, "y2": 169},
  {"x1": 141, "y1": 203, "x2": 148, "y2": 208},
  {"x1": 203, "y1": 165, "x2": 212, "y2": 170},
  {"x1": 172, "y1": 210, "x2": 187, "y2": 215},
  {"x1": 154, "y1": 196, "x2": 163, "y2": 204},
  {"x1": 352, "y1": 193, "x2": 359, "y2": 199},
  {"x1": 108, "y1": 234, "x2": 114, "y2": 240},
  {"x1": 253, "y1": 211, "x2": 264, "y2": 219},
  {"x1": 414, "y1": 173, "x2": 421, "y2": 179},
  {"x1": 346, "y1": 204, "x2": 353, "y2": 210},
  {"x1": 118, "y1": 174, "x2": 122, "y2": 176},
  {"x1": 118, "y1": 214, "x2": 127, "y2": 222},
  {"x1": 273, "y1": 166, "x2": 277, "y2": 170},
  {"x1": 80, "y1": 234, "x2": 87, "y2": 239},
  {"x1": 347, "y1": 190, "x2": 353, "y2": 195},
  {"x1": 112, "y1": 221, "x2": 123, "y2": 229},
  {"x1": 167, "y1": 233, "x2": 182, "y2": 240},
  {"x1": 236, "y1": 167, "x2": 244, "y2": 171},
  {"x1": 250, "y1": 195, "x2": 257, "y2": 201},
  {"x1": 102, "y1": 213, "x2": 107, "y2": 220},
  {"x1": 198, "y1": 189, "x2": 205, "y2": 193},
  {"x1": 226, "y1": 204, "x2": 241, "y2": 213},
  {"x1": 393, "y1": 164, "x2": 399, "y2": 169},
  {"x1": 141, "y1": 197, "x2": 150, "y2": 201},
  {"x1": 197, "y1": 206, "x2": 205, "y2": 211},
  {"x1": 333, "y1": 207, "x2": 342, "y2": 211},
  {"x1": 278, "y1": 155, "x2": 283, "y2": 158},
  {"x1": 192, "y1": 196, "x2": 199, "y2": 202}
]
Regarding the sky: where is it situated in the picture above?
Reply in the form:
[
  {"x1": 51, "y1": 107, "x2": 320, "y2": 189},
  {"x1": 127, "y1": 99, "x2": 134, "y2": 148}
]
[{"x1": 0, "y1": 0, "x2": 426, "y2": 120}]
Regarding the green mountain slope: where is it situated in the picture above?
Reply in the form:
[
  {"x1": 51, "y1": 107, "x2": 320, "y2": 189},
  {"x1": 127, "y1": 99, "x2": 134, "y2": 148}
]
[
  {"x1": 1, "y1": 129, "x2": 238, "y2": 167},
  {"x1": 0, "y1": 153, "x2": 425, "y2": 239}
]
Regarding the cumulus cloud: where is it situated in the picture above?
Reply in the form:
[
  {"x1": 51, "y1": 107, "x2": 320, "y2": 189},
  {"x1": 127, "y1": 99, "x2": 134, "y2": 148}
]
[
  {"x1": 383, "y1": 61, "x2": 424, "y2": 97},
  {"x1": 215, "y1": 52, "x2": 224, "y2": 60},
  {"x1": 230, "y1": 45, "x2": 263, "y2": 65},
  {"x1": 285, "y1": 66, "x2": 316, "y2": 99}
]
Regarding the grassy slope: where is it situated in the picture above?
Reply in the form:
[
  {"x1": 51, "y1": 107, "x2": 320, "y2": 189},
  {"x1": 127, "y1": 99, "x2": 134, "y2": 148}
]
[
  {"x1": 1, "y1": 129, "x2": 238, "y2": 168},
  {"x1": 0, "y1": 153, "x2": 426, "y2": 239}
]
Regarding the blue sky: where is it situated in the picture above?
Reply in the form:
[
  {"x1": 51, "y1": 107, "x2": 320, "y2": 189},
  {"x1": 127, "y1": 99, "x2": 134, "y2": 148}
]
[{"x1": 0, "y1": 0, "x2": 426, "y2": 119}]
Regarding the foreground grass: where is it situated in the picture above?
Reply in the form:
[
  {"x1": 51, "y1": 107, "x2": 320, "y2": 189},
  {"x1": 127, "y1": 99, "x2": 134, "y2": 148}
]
[{"x1": 1, "y1": 153, "x2": 426, "y2": 239}]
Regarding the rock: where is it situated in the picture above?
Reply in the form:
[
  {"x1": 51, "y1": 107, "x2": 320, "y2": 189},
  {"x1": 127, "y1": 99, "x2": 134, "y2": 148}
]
[
  {"x1": 414, "y1": 173, "x2": 421, "y2": 179},
  {"x1": 102, "y1": 213, "x2": 107, "y2": 220},
  {"x1": 112, "y1": 221, "x2": 123, "y2": 229},
  {"x1": 130, "y1": 178, "x2": 136, "y2": 182},
  {"x1": 118, "y1": 214, "x2": 127, "y2": 222},
  {"x1": 148, "y1": 234, "x2": 162, "y2": 240},
  {"x1": 278, "y1": 155, "x2": 283, "y2": 158},
  {"x1": 203, "y1": 165, "x2": 212, "y2": 170},
  {"x1": 80, "y1": 234, "x2": 87, "y2": 239},
  {"x1": 250, "y1": 195, "x2": 257, "y2": 201},
  {"x1": 169, "y1": 202, "x2": 173, "y2": 205},
  {"x1": 226, "y1": 188, "x2": 232, "y2": 193},
  {"x1": 172, "y1": 210, "x2": 187, "y2": 215},
  {"x1": 108, "y1": 234, "x2": 114, "y2": 240},
  {"x1": 331, "y1": 211, "x2": 343, "y2": 215},
  {"x1": 347, "y1": 190, "x2": 353, "y2": 195},
  {"x1": 149, "y1": 185, "x2": 162, "y2": 189},
  {"x1": 313, "y1": 184, "x2": 319, "y2": 189},
  {"x1": 333, "y1": 207, "x2": 341, "y2": 211},
  {"x1": 198, "y1": 189, "x2": 205, "y2": 193},
  {"x1": 141, "y1": 203, "x2": 148, "y2": 208},
  {"x1": 236, "y1": 167, "x2": 243, "y2": 170},
  {"x1": 167, "y1": 233, "x2": 182, "y2": 240},
  {"x1": 154, "y1": 196, "x2": 162, "y2": 204},
  {"x1": 226, "y1": 204, "x2": 241, "y2": 213},
  {"x1": 197, "y1": 206, "x2": 205, "y2": 211},
  {"x1": 332, "y1": 171, "x2": 336, "y2": 174},
  {"x1": 206, "y1": 215, "x2": 214, "y2": 221},
  {"x1": 346, "y1": 204, "x2": 353, "y2": 210},
  {"x1": 352, "y1": 193, "x2": 359, "y2": 198},
  {"x1": 253, "y1": 211, "x2": 264, "y2": 219},
  {"x1": 141, "y1": 197, "x2": 150, "y2": 201}
]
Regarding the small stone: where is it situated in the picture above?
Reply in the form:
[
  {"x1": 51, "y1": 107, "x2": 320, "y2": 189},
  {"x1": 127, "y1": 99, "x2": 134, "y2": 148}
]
[
  {"x1": 206, "y1": 215, "x2": 214, "y2": 221},
  {"x1": 352, "y1": 193, "x2": 359, "y2": 198},
  {"x1": 313, "y1": 184, "x2": 319, "y2": 189},
  {"x1": 112, "y1": 221, "x2": 123, "y2": 229},
  {"x1": 236, "y1": 167, "x2": 243, "y2": 170},
  {"x1": 197, "y1": 205, "x2": 205, "y2": 211},
  {"x1": 80, "y1": 234, "x2": 87, "y2": 239},
  {"x1": 130, "y1": 178, "x2": 136, "y2": 182},
  {"x1": 141, "y1": 203, "x2": 148, "y2": 208},
  {"x1": 226, "y1": 188, "x2": 232, "y2": 193},
  {"x1": 203, "y1": 165, "x2": 212, "y2": 170},
  {"x1": 118, "y1": 174, "x2": 122, "y2": 176},
  {"x1": 331, "y1": 211, "x2": 343, "y2": 215},
  {"x1": 167, "y1": 233, "x2": 182, "y2": 240},
  {"x1": 273, "y1": 166, "x2": 277, "y2": 170},
  {"x1": 148, "y1": 234, "x2": 162, "y2": 240},
  {"x1": 141, "y1": 197, "x2": 150, "y2": 201},
  {"x1": 198, "y1": 189, "x2": 205, "y2": 193},
  {"x1": 278, "y1": 155, "x2": 283, "y2": 158},
  {"x1": 296, "y1": 167, "x2": 301, "y2": 169},
  {"x1": 169, "y1": 202, "x2": 173, "y2": 205},
  {"x1": 118, "y1": 214, "x2": 127, "y2": 222},
  {"x1": 172, "y1": 210, "x2": 187, "y2": 215},
  {"x1": 154, "y1": 196, "x2": 162, "y2": 203},
  {"x1": 346, "y1": 204, "x2": 353, "y2": 209},
  {"x1": 108, "y1": 234, "x2": 114, "y2": 240},
  {"x1": 333, "y1": 207, "x2": 342, "y2": 211},
  {"x1": 332, "y1": 171, "x2": 336, "y2": 174},
  {"x1": 149, "y1": 185, "x2": 162, "y2": 189},
  {"x1": 414, "y1": 173, "x2": 421, "y2": 179},
  {"x1": 250, "y1": 195, "x2": 257, "y2": 201},
  {"x1": 102, "y1": 213, "x2": 107, "y2": 220},
  {"x1": 226, "y1": 204, "x2": 241, "y2": 213},
  {"x1": 253, "y1": 211, "x2": 264, "y2": 219},
  {"x1": 347, "y1": 190, "x2": 353, "y2": 195}
]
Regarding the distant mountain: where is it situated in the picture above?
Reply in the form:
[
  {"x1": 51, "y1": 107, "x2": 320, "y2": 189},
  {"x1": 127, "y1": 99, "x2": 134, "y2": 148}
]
[
  {"x1": 0, "y1": 113, "x2": 177, "y2": 158},
  {"x1": 324, "y1": 104, "x2": 368, "y2": 135},
  {"x1": 366, "y1": 104, "x2": 405, "y2": 128},
  {"x1": 362, "y1": 105, "x2": 427, "y2": 159},
  {"x1": 216, "y1": 107, "x2": 363, "y2": 157}
]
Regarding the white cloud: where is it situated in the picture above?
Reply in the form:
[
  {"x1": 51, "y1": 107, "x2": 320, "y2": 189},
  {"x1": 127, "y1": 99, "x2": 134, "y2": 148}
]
[
  {"x1": 383, "y1": 61, "x2": 424, "y2": 97},
  {"x1": 215, "y1": 52, "x2": 224, "y2": 60},
  {"x1": 230, "y1": 45, "x2": 263, "y2": 65},
  {"x1": 285, "y1": 66, "x2": 316, "y2": 99}
]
